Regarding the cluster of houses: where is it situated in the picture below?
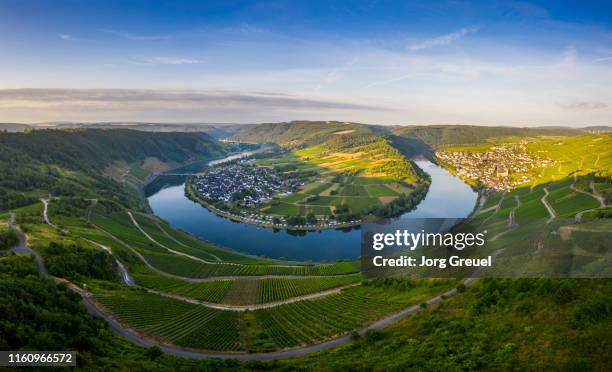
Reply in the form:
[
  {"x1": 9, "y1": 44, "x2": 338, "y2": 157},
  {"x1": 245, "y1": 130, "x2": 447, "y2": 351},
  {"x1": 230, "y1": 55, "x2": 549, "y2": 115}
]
[
  {"x1": 193, "y1": 162, "x2": 302, "y2": 207},
  {"x1": 436, "y1": 143, "x2": 554, "y2": 191}
]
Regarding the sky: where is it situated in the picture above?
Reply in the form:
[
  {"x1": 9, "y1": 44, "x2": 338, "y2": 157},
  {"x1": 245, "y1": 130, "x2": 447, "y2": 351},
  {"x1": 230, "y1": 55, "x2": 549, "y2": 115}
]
[{"x1": 1, "y1": 0, "x2": 612, "y2": 126}]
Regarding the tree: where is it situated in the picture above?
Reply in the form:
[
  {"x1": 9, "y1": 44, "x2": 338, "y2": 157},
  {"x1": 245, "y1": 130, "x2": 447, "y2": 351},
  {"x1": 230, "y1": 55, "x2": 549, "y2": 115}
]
[{"x1": 306, "y1": 212, "x2": 317, "y2": 225}]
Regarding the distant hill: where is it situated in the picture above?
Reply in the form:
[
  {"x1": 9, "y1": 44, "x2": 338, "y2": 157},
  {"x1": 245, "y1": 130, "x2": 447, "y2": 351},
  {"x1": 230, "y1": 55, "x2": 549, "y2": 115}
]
[
  {"x1": 390, "y1": 125, "x2": 581, "y2": 149},
  {"x1": 229, "y1": 121, "x2": 372, "y2": 148},
  {"x1": 0, "y1": 129, "x2": 225, "y2": 172},
  {"x1": 581, "y1": 126, "x2": 612, "y2": 133},
  {"x1": 19, "y1": 122, "x2": 249, "y2": 138},
  {"x1": 0, "y1": 123, "x2": 32, "y2": 132},
  {"x1": 0, "y1": 129, "x2": 226, "y2": 210},
  {"x1": 230, "y1": 121, "x2": 583, "y2": 155}
]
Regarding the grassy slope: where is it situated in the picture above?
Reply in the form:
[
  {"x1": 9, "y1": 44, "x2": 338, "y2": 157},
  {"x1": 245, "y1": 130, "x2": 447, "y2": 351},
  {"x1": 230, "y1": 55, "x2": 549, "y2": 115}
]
[
  {"x1": 0, "y1": 129, "x2": 227, "y2": 211},
  {"x1": 266, "y1": 279, "x2": 611, "y2": 371}
]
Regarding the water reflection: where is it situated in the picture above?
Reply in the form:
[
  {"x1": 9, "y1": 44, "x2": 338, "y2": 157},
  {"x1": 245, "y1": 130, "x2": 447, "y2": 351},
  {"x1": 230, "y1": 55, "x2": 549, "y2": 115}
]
[{"x1": 147, "y1": 159, "x2": 477, "y2": 261}]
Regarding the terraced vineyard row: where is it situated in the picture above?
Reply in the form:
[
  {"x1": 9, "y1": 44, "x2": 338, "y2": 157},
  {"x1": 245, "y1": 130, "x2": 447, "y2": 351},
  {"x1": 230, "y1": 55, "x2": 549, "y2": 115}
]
[
  {"x1": 95, "y1": 290, "x2": 242, "y2": 351},
  {"x1": 254, "y1": 286, "x2": 412, "y2": 348},
  {"x1": 222, "y1": 279, "x2": 259, "y2": 305},
  {"x1": 95, "y1": 281, "x2": 453, "y2": 352},
  {"x1": 129, "y1": 264, "x2": 361, "y2": 305},
  {"x1": 257, "y1": 275, "x2": 361, "y2": 303},
  {"x1": 130, "y1": 265, "x2": 231, "y2": 303}
]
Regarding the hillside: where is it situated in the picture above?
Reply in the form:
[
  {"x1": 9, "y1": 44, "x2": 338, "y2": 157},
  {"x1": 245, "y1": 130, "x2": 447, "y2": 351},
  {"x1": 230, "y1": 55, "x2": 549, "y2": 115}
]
[
  {"x1": 0, "y1": 129, "x2": 224, "y2": 171},
  {"x1": 391, "y1": 125, "x2": 580, "y2": 149},
  {"x1": 230, "y1": 121, "x2": 371, "y2": 148},
  {"x1": 0, "y1": 126, "x2": 609, "y2": 371},
  {"x1": 0, "y1": 129, "x2": 226, "y2": 210},
  {"x1": 34, "y1": 122, "x2": 249, "y2": 138},
  {"x1": 296, "y1": 132, "x2": 420, "y2": 182},
  {"x1": 219, "y1": 123, "x2": 428, "y2": 224}
]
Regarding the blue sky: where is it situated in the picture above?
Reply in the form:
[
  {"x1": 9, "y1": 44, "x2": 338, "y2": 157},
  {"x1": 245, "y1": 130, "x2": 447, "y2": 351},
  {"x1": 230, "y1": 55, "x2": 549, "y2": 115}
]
[{"x1": 1, "y1": 0, "x2": 611, "y2": 125}]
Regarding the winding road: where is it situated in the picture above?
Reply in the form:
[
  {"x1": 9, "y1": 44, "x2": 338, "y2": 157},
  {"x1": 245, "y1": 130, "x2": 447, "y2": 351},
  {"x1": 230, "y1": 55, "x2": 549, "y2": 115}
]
[
  {"x1": 8, "y1": 213, "x2": 47, "y2": 276},
  {"x1": 572, "y1": 181, "x2": 607, "y2": 222},
  {"x1": 541, "y1": 187, "x2": 556, "y2": 224},
  {"x1": 8, "y1": 199, "x2": 493, "y2": 361}
]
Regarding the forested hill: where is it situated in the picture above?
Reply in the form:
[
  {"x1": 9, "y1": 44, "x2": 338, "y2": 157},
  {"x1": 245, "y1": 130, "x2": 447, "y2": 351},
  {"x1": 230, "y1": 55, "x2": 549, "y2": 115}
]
[
  {"x1": 230, "y1": 121, "x2": 371, "y2": 148},
  {"x1": 0, "y1": 129, "x2": 224, "y2": 171},
  {"x1": 390, "y1": 125, "x2": 580, "y2": 149},
  {"x1": 0, "y1": 129, "x2": 226, "y2": 211}
]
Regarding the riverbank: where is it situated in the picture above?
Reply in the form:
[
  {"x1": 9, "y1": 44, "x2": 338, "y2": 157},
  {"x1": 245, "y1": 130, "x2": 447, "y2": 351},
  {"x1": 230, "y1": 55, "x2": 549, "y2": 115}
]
[
  {"x1": 185, "y1": 181, "x2": 363, "y2": 231},
  {"x1": 148, "y1": 159, "x2": 478, "y2": 261}
]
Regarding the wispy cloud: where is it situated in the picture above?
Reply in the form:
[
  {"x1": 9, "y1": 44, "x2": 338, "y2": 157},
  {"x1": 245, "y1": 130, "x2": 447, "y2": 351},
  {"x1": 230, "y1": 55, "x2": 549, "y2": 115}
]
[
  {"x1": 557, "y1": 100, "x2": 608, "y2": 110},
  {"x1": 101, "y1": 29, "x2": 172, "y2": 41},
  {"x1": 408, "y1": 26, "x2": 479, "y2": 51},
  {"x1": 58, "y1": 33, "x2": 79, "y2": 41},
  {"x1": 594, "y1": 56, "x2": 612, "y2": 63},
  {"x1": 0, "y1": 88, "x2": 386, "y2": 112},
  {"x1": 316, "y1": 57, "x2": 359, "y2": 90},
  {"x1": 130, "y1": 57, "x2": 204, "y2": 65}
]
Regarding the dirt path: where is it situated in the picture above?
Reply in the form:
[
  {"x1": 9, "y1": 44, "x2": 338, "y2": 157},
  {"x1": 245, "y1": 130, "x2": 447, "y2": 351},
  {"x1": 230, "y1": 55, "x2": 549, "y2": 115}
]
[
  {"x1": 127, "y1": 211, "x2": 231, "y2": 266},
  {"x1": 558, "y1": 226, "x2": 608, "y2": 241},
  {"x1": 128, "y1": 210, "x2": 331, "y2": 270},
  {"x1": 571, "y1": 181, "x2": 606, "y2": 208},
  {"x1": 477, "y1": 193, "x2": 505, "y2": 227},
  {"x1": 92, "y1": 218, "x2": 358, "y2": 283},
  {"x1": 40, "y1": 198, "x2": 59, "y2": 229},
  {"x1": 570, "y1": 181, "x2": 606, "y2": 222},
  {"x1": 85, "y1": 239, "x2": 135, "y2": 286},
  {"x1": 154, "y1": 221, "x2": 222, "y2": 262},
  {"x1": 590, "y1": 181, "x2": 607, "y2": 206},
  {"x1": 508, "y1": 195, "x2": 520, "y2": 227},
  {"x1": 541, "y1": 187, "x2": 556, "y2": 224},
  {"x1": 149, "y1": 283, "x2": 361, "y2": 311}
]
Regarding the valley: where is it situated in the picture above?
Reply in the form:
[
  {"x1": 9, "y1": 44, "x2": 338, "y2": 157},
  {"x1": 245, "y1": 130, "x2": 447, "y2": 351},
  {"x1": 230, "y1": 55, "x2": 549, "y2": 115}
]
[{"x1": 0, "y1": 123, "x2": 610, "y2": 371}]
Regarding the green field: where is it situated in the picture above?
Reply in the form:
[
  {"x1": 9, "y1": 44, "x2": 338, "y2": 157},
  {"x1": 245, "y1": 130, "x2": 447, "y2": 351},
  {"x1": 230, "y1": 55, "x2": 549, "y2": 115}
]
[
  {"x1": 242, "y1": 134, "x2": 429, "y2": 223},
  {"x1": 547, "y1": 186, "x2": 600, "y2": 217}
]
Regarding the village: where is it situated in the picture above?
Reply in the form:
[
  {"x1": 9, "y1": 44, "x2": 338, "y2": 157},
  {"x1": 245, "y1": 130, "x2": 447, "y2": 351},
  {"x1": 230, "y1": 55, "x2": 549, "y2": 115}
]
[
  {"x1": 190, "y1": 160, "x2": 362, "y2": 229},
  {"x1": 192, "y1": 161, "x2": 302, "y2": 207},
  {"x1": 436, "y1": 143, "x2": 554, "y2": 191}
]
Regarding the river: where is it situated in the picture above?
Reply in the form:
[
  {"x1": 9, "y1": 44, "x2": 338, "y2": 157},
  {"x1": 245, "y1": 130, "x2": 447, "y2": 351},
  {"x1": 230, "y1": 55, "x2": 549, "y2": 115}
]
[{"x1": 147, "y1": 158, "x2": 477, "y2": 262}]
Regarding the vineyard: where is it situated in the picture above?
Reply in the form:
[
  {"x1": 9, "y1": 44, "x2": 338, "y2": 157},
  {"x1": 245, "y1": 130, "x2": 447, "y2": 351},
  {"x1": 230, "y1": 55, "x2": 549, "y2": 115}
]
[
  {"x1": 130, "y1": 265, "x2": 232, "y2": 303},
  {"x1": 94, "y1": 280, "x2": 454, "y2": 352},
  {"x1": 95, "y1": 290, "x2": 242, "y2": 351},
  {"x1": 253, "y1": 283, "x2": 449, "y2": 348},
  {"x1": 129, "y1": 264, "x2": 361, "y2": 305},
  {"x1": 256, "y1": 275, "x2": 361, "y2": 303}
]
